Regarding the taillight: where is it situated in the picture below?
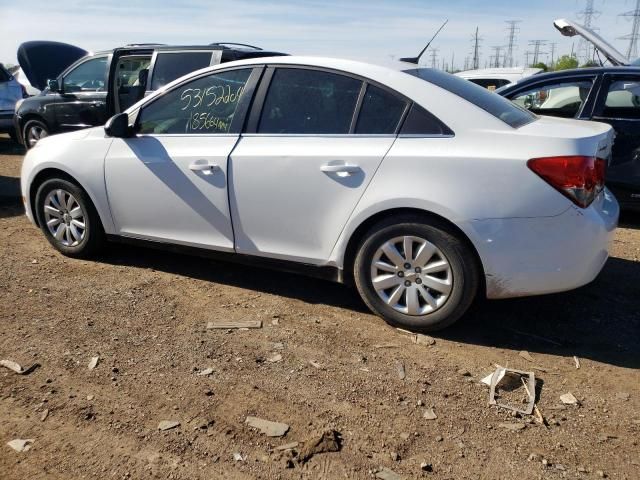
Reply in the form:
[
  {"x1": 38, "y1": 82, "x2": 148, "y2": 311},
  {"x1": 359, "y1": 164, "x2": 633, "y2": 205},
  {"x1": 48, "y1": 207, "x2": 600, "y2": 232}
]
[{"x1": 527, "y1": 155, "x2": 606, "y2": 208}]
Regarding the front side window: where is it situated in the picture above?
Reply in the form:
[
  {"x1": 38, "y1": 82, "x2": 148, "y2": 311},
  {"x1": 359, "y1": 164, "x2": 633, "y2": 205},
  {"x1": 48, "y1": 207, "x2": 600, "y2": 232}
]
[
  {"x1": 63, "y1": 56, "x2": 108, "y2": 92},
  {"x1": 258, "y1": 68, "x2": 362, "y2": 134},
  {"x1": 138, "y1": 68, "x2": 252, "y2": 134},
  {"x1": 355, "y1": 84, "x2": 407, "y2": 134},
  {"x1": 598, "y1": 78, "x2": 640, "y2": 119},
  {"x1": 510, "y1": 80, "x2": 594, "y2": 118},
  {"x1": 150, "y1": 52, "x2": 215, "y2": 90}
]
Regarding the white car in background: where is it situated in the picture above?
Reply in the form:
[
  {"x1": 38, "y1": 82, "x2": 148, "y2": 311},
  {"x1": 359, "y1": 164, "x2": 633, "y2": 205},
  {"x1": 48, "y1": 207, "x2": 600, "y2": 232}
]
[
  {"x1": 20, "y1": 56, "x2": 618, "y2": 331},
  {"x1": 456, "y1": 67, "x2": 544, "y2": 90}
]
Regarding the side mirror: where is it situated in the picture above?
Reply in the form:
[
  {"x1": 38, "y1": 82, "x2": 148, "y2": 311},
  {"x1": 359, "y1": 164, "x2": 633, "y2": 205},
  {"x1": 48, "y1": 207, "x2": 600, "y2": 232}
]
[
  {"x1": 47, "y1": 79, "x2": 60, "y2": 92},
  {"x1": 104, "y1": 113, "x2": 131, "y2": 138}
]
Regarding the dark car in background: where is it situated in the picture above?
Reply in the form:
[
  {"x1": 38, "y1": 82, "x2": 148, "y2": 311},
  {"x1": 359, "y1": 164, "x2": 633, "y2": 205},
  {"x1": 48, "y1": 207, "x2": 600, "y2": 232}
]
[
  {"x1": 0, "y1": 63, "x2": 27, "y2": 141},
  {"x1": 14, "y1": 41, "x2": 285, "y2": 148}
]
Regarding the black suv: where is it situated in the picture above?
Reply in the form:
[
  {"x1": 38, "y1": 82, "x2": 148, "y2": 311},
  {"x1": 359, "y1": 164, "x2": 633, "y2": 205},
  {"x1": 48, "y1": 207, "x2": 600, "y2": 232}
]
[{"x1": 14, "y1": 41, "x2": 285, "y2": 148}]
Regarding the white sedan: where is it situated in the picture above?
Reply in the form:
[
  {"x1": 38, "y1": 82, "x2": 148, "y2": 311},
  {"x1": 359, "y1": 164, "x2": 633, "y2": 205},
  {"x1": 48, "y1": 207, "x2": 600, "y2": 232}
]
[{"x1": 20, "y1": 56, "x2": 619, "y2": 331}]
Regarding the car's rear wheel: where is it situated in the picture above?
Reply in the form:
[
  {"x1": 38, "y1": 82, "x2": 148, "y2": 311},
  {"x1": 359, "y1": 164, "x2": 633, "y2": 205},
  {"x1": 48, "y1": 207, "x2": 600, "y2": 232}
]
[
  {"x1": 34, "y1": 178, "x2": 105, "y2": 258},
  {"x1": 23, "y1": 119, "x2": 48, "y2": 149},
  {"x1": 354, "y1": 216, "x2": 479, "y2": 331}
]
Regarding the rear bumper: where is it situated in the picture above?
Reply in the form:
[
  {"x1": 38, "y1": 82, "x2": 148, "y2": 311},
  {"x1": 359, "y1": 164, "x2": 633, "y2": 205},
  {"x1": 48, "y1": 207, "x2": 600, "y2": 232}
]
[{"x1": 462, "y1": 189, "x2": 619, "y2": 299}]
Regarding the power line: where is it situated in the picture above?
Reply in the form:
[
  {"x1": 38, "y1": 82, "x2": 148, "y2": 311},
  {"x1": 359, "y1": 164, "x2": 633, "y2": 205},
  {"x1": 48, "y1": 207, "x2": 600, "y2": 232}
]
[
  {"x1": 490, "y1": 46, "x2": 505, "y2": 68},
  {"x1": 577, "y1": 0, "x2": 601, "y2": 63},
  {"x1": 549, "y1": 42, "x2": 558, "y2": 68},
  {"x1": 429, "y1": 48, "x2": 439, "y2": 69},
  {"x1": 619, "y1": 0, "x2": 640, "y2": 60},
  {"x1": 504, "y1": 20, "x2": 521, "y2": 67}
]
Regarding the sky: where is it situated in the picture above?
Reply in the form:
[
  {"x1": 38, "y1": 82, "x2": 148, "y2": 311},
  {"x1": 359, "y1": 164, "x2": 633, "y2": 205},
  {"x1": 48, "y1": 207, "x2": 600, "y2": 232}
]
[{"x1": 1, "y1": 0, "x2": 638, "y2": 71}]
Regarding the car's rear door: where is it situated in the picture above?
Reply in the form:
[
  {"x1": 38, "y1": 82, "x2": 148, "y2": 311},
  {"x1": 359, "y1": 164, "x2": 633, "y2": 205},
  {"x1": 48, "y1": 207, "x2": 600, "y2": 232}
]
[
  {"x1": 104, "y1": 67, "x2": 260, "y2": 250},
  {"x1": 228, "y1": 66, "x2": 409, "y2": 264},
  {"x1": 591, "y1": 73, "x2": 640, "y2": 207}
]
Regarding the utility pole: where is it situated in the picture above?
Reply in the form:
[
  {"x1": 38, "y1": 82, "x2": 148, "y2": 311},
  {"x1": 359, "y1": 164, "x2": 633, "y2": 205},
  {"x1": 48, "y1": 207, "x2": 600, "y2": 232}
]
[
  {"x1": 577, "y1": 0, "x2": 601, "y2": 63},
  {"x1": 528, "y1": 40, "x2": 547, "y2": 65},
  {"x1": 490, "y1": 46, "x2": 504, "y2": 68},
  {"x1": 525, "y1": 50, "x2": 532, "y2": 66},
  {"x1": 429, "y1": 48, "x2": 439, "y2": 69},
  {"x1": 504, "y1": 20, "x2": 521, "y2": 67},
  {"x1": 619, "y1": 0, "x2": 640, "y2": 61},
  {"x1": 471, "y1": 27, "x2": 482, "y2": 70},
  {"x1": 450, "y1": 51, "x2": 455, "y2": 72},
  {"x1": 549, "y1": 42, "x2": 557, "y2": 69},
  {"x1": 463, "y1": 56, "x2": 470, "y2": 71}
]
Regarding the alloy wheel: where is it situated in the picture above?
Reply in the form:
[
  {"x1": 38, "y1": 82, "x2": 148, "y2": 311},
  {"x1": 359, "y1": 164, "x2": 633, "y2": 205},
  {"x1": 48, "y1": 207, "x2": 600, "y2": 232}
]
[
  {"x1": 370, "y1": 235, "x2": 453, "y2": 315},
  {"x1": 43, "y1": 189, "x2": 86, "y2": 247},
  {"x1": 27, "y1": 125, "x2": 47, "y2": 147}
]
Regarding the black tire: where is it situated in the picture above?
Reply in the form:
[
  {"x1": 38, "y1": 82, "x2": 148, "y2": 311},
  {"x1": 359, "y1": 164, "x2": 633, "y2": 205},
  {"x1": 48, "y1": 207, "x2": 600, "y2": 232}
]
[
  {"x1": 22, "y1": 119, "x2": 48, "y2": 150},
  {"x1": 354, "y1": 215, "x2": 480, "y2": 332},
  {"x1": 35, "y1": 178, "x2": 105, "y2": 258}
]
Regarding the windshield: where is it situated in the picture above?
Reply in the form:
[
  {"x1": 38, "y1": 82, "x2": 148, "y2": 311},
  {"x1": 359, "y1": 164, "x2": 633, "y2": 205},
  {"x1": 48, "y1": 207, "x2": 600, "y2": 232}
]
[{"x1": 404, "y1": 68, "x2": 537, "y2": 128}]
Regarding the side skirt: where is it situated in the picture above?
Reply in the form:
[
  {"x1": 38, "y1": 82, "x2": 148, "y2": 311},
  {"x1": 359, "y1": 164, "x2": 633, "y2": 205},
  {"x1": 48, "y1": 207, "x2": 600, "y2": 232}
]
[{"x1": 106, "y1": 234, "x2": 344, "y2": 284}]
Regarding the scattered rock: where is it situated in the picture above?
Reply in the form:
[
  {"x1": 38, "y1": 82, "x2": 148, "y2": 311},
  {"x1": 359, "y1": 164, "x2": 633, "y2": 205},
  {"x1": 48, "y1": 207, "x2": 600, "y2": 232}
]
[
  {"x1": 0, "y1": 359, "x2": 39, "y2": 375},
  {"x1": 420, "y1": 462, "x2": 433, "y2": 472},
  {"x1": 40, "y1": 409, "x2": 49, "y2": 422},
  {"x1": 375, "y1": 467, "x2": 404, "y2": 480},
  {"x1": 271, "y1": 318, "x2": 279, "y2": 326},
  {"x1": 519, "y1": 350, "x2": 534, "y2": 362},
  {"x1": 390, "y1": 451, "x2": 399, "y2": 461},
  {"x1": 157, "y1": 420, "x2": 180, "y2": 431},
  {"x1": 298, "y1": 430, "x2": 341, "y2": 464},
  {"x1": 267, "y1": 354, "x2": 283, "y2": 363},
  {"x1": 457, "y1": 368, "x2": 471, "y2": 377},
  {"x1": 86, "y1": 395, "x2": 94, "y2": 401},
  {"x1": 395, "y1": 361, "x2": 406, "y2": 380},
  {"x1": 88, "y1": 356, "x2": 100, "y2": 370},
  {"x1": 528, "y1": 453, "x2": 541, "y2": 462},
  {"x1": 245, "y1": 416, "x2": 289, "y2": 437},
  {"x1": 596, "y1": 470, "x2": 606, "y2": 478},
  {"x1": 573, "y1": 356, "x2": 581, "y2": 369},
  {"x1": 498, "y1": 422, "x2": 526, "y2": 431},
  {"x1": 309, "y1": 361, "x2": 324, "y2": 370},
  {"x1": 272, "y1": 342, "x2": 285, "y2": 350},
  {"x1": 615, "y1": 392, "x2": 630, "y2": 401},
  {"x1": 7, "y1": 439, "x2": 34, "y2": 452},
  {"x1": 233, "y1": 452, "x2": 245, "y2": 462},
  {"x1": 423, "y1": 408, "x2": 437, "y2": 420},
  {"x1": 207, "y1": 320, "x2": 262, "y2": 329},
  {"x1": 413, "y1": 334, "x2": 435, "y2": 346},
  {"x1": 435, "y1": 435, "x2": 443, "y2": 442},
  {"x1": 197, "y1": 368, "x2": 214, "y2": 376},
  {"x1": 560, "y1": 393, "x2": 579, "y2": 405}
]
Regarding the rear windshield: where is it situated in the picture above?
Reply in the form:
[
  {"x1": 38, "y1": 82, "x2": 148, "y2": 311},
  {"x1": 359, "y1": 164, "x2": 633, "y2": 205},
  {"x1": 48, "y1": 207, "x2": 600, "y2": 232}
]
[{"x1": 404, "y1": 68, "x2": 537, "y2": 128}]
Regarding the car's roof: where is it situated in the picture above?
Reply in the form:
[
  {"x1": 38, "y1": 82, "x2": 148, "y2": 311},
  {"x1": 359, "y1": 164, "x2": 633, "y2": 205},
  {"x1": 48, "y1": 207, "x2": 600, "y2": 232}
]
[{"x1": 91, "y1": 43, "x2": 278, "y2": 56}]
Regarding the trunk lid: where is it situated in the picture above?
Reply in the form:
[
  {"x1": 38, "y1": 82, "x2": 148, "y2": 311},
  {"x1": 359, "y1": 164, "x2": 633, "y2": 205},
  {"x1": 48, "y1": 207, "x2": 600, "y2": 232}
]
[
  {"x1": 17, "y1": 41, "x2": 88, "y2": 91},
  {"x1": 553, "y1": 18, "x2": 630, "y2": 66}
]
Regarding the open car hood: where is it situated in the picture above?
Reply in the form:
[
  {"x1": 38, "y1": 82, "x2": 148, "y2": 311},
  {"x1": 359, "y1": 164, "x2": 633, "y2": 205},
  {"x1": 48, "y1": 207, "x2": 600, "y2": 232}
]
[
  {"x1": 554, "y1": 19, "x2": 629, "y2": 66},
  {"x1": 17, "y1": 41, "x2": 88, "y2": 91}
]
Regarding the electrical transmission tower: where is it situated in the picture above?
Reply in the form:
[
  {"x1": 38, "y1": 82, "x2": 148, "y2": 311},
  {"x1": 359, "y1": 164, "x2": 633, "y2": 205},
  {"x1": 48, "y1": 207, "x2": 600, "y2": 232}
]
[
  {"x1": 490, "y1": 46, "x2": 505, "y2": 68},
  {"x1": 528, "y1": 40, "x2": 547, "y2": 65},
  {"x1": 429, "y1": 48, "x2": 439, "y2": 69},
  {"x1": 577, "y1": 0, "x2": 601, "y2": 63},
  {"x1": 504, "y1": 20, "x2": 521, "y2": 67},
  {"x1": 470, "y1": 27, "x2": 482, "y2": 70},
  {"x1": 619, "y1": 0, "x2": 640, "y2": 61},
  {"x1": 549, "y1": 42, "x2": 557, "y2": 68}
]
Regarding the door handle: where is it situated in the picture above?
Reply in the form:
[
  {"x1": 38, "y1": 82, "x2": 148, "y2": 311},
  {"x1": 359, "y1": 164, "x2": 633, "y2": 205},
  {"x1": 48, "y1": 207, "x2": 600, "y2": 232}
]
[
  {"x1": 189, "y1": 161, "x2": 220, "y2": 173},
  {"x1": 320, "y1": 163, "x2": 360, "y2": 175}
]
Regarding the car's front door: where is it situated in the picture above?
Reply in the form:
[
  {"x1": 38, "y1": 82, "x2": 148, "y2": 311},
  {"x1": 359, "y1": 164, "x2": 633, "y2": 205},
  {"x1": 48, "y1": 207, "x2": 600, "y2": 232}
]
[
  {"x1": 591, "y1": 73, "x2": 640, "y2": 207},
  {"x1": 104, "y1": 67, "x2": 259, "y2": 250},
  {"x1": 229, "y1": 67, "x2": 408, "y2": 263},
  {"x1": 55, "y1": 55, "x2": 110, "y2": 130}
]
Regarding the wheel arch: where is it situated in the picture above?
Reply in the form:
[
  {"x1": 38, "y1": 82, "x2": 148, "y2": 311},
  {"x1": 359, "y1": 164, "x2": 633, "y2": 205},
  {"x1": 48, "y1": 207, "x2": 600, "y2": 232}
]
[
  {"x1": 340, "y1": 207, "x2": 486, "y2": 295},
  {"x1": 29, "y1": 168, "x2": 103, "y2": 231}
]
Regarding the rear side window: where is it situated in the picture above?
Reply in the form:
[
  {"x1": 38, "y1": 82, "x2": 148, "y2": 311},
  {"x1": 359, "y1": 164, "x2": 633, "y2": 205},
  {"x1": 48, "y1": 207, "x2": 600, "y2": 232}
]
[
  {"x1": 510, "y1": 80, "x2": 594, "y2": 118},
  {"x1": 258, "y1": 68, "x2": 362, "y2": 134},
  {"x1": 405, "y1": 68, "x2": 536, "y2": 128},
  {"x1": 138, "y1": 68, "x2": 252, "y2": 134},
  {"x1": 400, "y1": 104, "x2": 453, "y2": 136},
  {"x1": 599, "y1": 78, "x2": 640, "y2": 119},
  {"x1": 355, "y1": 84, "x2": 407, "y2": 134},
  {"x1": 151, "y1": 52, "x2": 214, "y2": 90}
]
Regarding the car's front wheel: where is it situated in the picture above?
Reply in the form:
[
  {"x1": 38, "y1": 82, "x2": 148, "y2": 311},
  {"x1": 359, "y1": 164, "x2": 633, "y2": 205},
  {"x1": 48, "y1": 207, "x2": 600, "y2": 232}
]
[
  {"x1": 354, "y1": 216, "x2": 480, "y2": 331},
  {"x1": 23, "y1": 119, "x2": 48, "y2": 149},
  {"x1": 34, "y1": 178, "x2": 105, "y2": 258}
]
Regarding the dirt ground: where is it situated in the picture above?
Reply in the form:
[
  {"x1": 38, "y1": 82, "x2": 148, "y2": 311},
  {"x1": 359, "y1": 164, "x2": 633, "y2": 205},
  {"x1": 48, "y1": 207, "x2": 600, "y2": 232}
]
[{"x1": 1, "y1": 133, "x2": 639, "y2": 480}]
